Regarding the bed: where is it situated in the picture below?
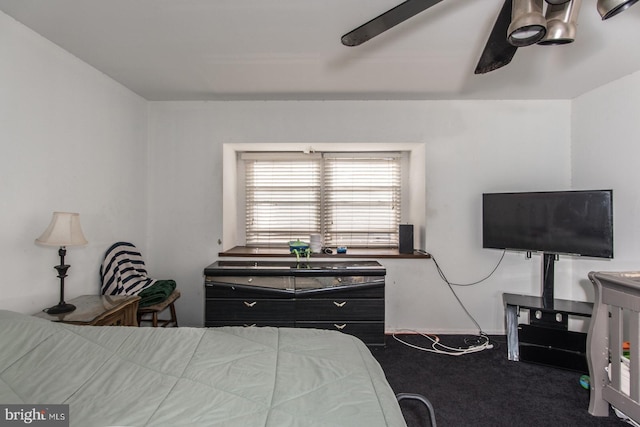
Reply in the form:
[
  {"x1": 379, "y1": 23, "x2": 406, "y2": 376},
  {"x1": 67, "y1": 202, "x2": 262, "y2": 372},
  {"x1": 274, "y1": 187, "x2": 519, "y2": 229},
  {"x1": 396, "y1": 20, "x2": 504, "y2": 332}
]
[
  {"x1": 587, "y1": 271, "x2": 640, "y2": 425},
  {"x1": 0, "y1": 310, "x2": 408, "y2": 427}
]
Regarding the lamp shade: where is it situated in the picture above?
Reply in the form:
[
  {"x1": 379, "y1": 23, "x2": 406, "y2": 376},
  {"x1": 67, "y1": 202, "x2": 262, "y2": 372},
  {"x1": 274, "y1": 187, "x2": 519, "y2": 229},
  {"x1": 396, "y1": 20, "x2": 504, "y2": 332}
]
[{"x1": 36, "y1": 212, "x2": 88, "y2": 247}]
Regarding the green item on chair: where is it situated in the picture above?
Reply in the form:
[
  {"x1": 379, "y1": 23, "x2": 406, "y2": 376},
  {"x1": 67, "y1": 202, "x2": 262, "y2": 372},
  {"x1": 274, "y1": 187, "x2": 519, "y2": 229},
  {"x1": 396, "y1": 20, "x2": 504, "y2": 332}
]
[{"x1": 138, "y1": 279, "x2": 176, "y2": 307}]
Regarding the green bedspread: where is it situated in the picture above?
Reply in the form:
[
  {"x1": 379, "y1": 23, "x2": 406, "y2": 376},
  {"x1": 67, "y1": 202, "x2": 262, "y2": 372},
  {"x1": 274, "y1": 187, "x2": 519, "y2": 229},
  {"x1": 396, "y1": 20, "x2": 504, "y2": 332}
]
[{"x1": 0, "y1": 310, "x2": 406, "y2": 427}]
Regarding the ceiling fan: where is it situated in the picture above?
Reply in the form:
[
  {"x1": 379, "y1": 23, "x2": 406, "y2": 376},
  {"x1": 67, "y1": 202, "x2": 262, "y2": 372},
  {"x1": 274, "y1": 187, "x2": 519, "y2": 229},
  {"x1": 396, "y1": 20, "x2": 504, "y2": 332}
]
[{"x1": 341, "y1": 0, "x2": 639, "y2": 74}]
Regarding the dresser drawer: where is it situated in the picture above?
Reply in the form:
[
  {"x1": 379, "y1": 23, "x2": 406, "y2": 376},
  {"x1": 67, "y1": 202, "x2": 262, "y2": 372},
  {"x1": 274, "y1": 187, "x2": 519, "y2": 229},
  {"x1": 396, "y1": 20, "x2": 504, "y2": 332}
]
[
  {"x1": 205, "y1": 276, "x2": 293, "y2": 298},
  {"x1": 296, "y1": 321, "x2": 385, "y2": 346},
  {"x1": 206, "y1": 285, "x2": 293, "y2": 299},
  {"x1": 300, "y1": 285, "x2": 384, "y2": 299},
  {"x1": 206, "y1": 299, "x2": 294, "y2": 322},
  {"x1": 295, "y1": 275, "x2": 384, "y2": 287},
  {"x1": 295, "y1": 277, "x2": 384, "y2": 298},
  {"x1": 296, "y1": 299, "x2": 384, "y2": 321}
]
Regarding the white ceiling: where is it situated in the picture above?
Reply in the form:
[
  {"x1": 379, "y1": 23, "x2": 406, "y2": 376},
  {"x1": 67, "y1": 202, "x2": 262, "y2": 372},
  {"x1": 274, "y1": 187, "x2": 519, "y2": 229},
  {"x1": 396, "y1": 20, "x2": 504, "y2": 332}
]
[{"x1": 1, "y1": 0, "x2": 639, "y2": 101}]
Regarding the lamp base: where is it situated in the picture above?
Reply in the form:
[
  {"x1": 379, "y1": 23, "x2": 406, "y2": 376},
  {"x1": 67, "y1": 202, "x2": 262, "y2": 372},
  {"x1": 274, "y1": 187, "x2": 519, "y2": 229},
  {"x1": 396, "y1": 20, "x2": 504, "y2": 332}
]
[{"x1": 45, "y1": 303, "x2": 76, "y2": 315}]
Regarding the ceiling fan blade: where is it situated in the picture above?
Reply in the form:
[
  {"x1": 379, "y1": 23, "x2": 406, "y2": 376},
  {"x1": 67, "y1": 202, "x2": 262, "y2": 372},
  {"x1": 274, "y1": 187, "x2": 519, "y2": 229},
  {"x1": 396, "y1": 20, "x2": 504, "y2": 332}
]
[
  {"x1": 341, "y1": 0, "x2": 444, "y2": 46},
  {"x1": 474, "y1": 0, "x2": 518, "y2": 74}
]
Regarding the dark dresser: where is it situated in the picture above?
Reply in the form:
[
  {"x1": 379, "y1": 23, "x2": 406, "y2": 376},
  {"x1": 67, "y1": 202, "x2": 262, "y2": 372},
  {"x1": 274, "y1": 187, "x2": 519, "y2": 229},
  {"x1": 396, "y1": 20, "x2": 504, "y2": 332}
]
[{"x1": 203, "y1": 260, "x2": 386, "y2": 346}]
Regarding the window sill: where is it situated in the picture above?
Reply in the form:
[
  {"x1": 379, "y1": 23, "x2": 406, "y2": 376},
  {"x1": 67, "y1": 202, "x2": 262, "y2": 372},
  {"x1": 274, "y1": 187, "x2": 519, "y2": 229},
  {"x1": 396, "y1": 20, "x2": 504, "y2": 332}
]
[{"x1": 219, "y1": 246, "x2": 430, "y2": 259}]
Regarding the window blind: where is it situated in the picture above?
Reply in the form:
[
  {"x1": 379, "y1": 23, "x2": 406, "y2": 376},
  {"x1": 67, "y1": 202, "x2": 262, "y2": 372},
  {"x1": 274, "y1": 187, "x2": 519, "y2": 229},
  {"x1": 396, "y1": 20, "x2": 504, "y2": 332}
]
[
  {"x1": 244, "y1": 153, "x2": 321, "y2": 246},
  {"x1": 323, "y1": 153, "x2": 401, "y2": 248},
  {"x1": 243, "y1": 152, "x2": 401, "y2": 248}
]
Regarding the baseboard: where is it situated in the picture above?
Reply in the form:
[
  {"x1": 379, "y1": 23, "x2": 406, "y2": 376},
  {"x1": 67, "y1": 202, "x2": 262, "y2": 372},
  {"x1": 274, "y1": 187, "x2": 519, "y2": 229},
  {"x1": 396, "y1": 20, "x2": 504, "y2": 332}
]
[{"x1": 385, "y1": 328, "x2": 505, "y2": 336}]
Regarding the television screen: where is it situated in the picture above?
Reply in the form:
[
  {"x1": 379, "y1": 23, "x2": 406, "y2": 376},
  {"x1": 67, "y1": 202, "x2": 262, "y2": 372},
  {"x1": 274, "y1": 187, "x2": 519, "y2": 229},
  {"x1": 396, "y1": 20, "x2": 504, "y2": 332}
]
[{"x1": 482, "y1": 190, "x2": 613, "y2": 258}]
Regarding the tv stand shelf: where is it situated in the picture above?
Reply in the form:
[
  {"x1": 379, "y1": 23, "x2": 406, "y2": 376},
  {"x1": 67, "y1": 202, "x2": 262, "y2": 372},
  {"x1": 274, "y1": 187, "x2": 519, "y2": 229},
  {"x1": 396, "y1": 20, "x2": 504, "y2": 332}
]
[{"x1": 503, "y1": 292, "x2": 593, "y2": 372}]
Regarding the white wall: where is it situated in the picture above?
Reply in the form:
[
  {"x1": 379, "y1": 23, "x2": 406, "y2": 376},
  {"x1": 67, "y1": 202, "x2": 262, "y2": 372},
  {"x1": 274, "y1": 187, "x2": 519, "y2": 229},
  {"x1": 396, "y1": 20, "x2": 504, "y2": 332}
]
[
  {"x1": 148, "y1": 100, "x2": 571, "y2": 333},
  {"x1": 0, "y1": 11, "x2": 149, "y2": 313},
  {"x1": 571, "y1": 70, "x2": 640, "y2": 299}
]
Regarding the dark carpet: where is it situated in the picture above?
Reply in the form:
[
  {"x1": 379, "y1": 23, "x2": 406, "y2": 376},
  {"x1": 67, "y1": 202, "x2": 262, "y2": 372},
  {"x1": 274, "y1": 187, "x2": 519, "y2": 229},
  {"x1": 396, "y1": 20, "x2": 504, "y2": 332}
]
[{"x1": 370, "y1": 334, "x2": 627, "y2": 427}]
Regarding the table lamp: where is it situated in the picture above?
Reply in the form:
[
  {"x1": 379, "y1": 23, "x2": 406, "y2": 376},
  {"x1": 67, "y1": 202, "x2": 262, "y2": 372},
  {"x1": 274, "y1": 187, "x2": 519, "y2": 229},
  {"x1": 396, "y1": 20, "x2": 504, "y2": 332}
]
[{"x1": 35, "y1": 212, "x2": 88, "y2": 314}]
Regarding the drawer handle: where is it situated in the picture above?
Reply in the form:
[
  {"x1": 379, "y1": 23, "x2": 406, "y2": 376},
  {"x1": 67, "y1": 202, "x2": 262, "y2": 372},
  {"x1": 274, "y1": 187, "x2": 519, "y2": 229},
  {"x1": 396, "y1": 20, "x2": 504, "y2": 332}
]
[
  {"x1": 244, "y1": 301, "x2": 257, "y2": 308},
  {"x1": 333, "y1": 301, "x2": 347, "y2": 308},
  {"x1": 334, "y1": 324, "x2": 347, "y2": 330}
]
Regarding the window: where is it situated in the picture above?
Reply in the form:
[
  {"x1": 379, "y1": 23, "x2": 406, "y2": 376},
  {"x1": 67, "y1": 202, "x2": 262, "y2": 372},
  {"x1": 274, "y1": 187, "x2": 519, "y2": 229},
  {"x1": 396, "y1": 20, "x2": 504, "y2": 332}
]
[
  {"x1": 244, "y1": 153, "x2": 321, "y2": 246},
  {"x1": 243, "y1": 152, "x2": 402, "y2": 248}
]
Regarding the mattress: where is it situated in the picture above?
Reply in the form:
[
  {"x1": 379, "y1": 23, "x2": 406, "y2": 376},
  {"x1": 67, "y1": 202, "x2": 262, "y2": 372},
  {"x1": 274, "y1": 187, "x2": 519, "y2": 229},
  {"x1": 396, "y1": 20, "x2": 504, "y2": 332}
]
[{"x1": 0, "y1": 310, "x2": 406, "y2": 427}]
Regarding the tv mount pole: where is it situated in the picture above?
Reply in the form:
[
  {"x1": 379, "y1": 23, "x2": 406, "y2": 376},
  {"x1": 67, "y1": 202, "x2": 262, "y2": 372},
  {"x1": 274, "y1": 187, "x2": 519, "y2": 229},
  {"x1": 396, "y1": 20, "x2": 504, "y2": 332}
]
[{"x1": 541, "y1": 252, "x2": 557, "y2": 308}]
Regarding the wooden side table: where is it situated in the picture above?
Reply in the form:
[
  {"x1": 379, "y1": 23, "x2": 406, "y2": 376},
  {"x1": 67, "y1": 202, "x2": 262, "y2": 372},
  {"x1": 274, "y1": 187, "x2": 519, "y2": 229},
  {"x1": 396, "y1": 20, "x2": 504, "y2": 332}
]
[{"x1": 34, "y1": 295, "x2": 141, "y2": 326}]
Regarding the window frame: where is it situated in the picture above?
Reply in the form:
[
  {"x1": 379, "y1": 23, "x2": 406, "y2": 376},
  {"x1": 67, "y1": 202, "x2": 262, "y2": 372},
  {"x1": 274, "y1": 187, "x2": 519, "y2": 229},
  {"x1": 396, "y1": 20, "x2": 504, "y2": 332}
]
[{"x1": 222, "y1": 142, "x2": 425, "y2": 255}]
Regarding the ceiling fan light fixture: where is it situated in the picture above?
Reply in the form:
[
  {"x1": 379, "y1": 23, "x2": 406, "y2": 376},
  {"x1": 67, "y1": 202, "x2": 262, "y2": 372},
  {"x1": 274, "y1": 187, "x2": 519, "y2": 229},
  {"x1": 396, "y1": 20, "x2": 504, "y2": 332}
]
[
  {"x1": 508, "y1": 0, "x2": 548, "y2": 46},
  {"x1": 538, "y1": 0, "x2": 582, "y2": 45},
  {"x1": 597, "y1": 0, "x2": 640, "y2": 19}
]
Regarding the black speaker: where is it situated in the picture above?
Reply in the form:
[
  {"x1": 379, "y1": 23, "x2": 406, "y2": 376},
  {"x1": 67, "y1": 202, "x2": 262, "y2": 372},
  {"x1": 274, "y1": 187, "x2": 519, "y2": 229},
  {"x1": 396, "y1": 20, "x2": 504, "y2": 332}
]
[{"x1": 399, "y1": 224, "x2": 413, "y2": 254}]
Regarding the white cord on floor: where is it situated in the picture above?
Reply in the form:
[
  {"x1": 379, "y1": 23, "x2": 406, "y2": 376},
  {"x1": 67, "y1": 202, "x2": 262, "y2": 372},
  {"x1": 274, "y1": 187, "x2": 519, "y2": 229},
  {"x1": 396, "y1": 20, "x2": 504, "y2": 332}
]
[
  {"x1": 398, "y1": 250, "x2": 504, "y2": 356},
  {"x1": 392, "y1": 330, "x2": 493, "y2": 356}
]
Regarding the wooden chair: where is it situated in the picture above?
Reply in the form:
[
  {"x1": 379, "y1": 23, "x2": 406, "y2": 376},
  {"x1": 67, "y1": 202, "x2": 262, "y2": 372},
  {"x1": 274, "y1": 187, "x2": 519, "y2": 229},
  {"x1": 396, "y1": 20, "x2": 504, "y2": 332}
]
[
  {"x1": 101, "y1": 242, "x2": 180, "y2": 328},
  {"x1": 137, "y1": 289, "x2": 180, "y2": 327}
]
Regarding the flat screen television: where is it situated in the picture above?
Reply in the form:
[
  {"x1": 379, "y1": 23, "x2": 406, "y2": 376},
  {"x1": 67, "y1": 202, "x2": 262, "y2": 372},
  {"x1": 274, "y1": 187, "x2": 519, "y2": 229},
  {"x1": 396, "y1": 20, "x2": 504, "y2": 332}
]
[{"x1": 482, "y1": 190, "x2": 614, "y2": 258}]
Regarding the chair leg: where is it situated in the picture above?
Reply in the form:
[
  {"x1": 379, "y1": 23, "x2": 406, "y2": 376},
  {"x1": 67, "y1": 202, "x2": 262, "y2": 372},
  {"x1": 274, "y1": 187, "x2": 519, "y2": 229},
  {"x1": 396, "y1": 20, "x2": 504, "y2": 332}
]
[
  {"x1": 137, "y1": 301, "x2": 178, "y2": 328},
  {"x1": 396, "y1": 393, "x2": 437, "y2": 427},
  {"x1": 170, "y1": 303, "x2": 178, "y2": 327}
]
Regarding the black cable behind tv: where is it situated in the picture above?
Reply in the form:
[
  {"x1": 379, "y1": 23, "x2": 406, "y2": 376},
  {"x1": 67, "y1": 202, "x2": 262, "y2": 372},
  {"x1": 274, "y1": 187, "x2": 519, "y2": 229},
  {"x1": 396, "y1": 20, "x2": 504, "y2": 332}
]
[{"x1": 482, "y1": 190, "x2": 614, "y2": 306}]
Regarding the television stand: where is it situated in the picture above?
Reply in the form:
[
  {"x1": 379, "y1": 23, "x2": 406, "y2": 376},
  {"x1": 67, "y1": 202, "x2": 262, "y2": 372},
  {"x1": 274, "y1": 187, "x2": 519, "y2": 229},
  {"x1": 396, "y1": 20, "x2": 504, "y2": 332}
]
[{"x1": 503, "y1": 292, "x2": 593, "y2": 372}]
